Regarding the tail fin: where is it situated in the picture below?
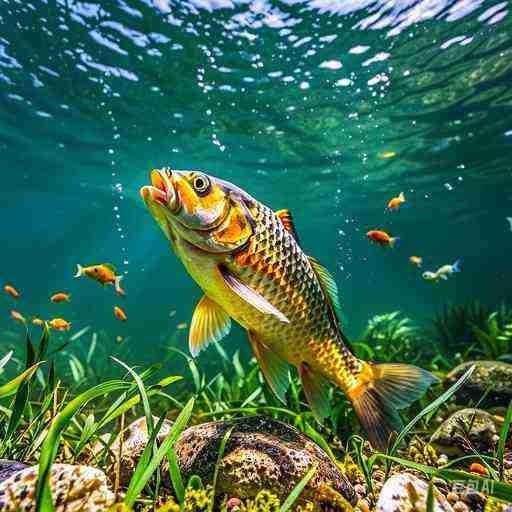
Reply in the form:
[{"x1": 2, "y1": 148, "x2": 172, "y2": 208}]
[
  {"x1": 452, "y1": 259, "x2": 462, "y2": 273},
  {"x1": 74, "y1": 264, "x2": 83, "y2": 278},
  {"x1": 390, "y1": 237, "x2": 400, "y2": 249},
  {"x1": 398, "y1": 192, "x2": 405, "y2": 202},
  {"x1": 349, "y1": 362, "x2": 439, "y2": 451},
  {"x1": 114, "y1": 275, "x2": 123, "y2": 293}
]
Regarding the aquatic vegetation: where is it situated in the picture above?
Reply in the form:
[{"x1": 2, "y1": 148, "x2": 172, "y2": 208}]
[
  {"x1": 431, "y1": 302, "x2": 512, "y2": 360},
  {"x1": 354, "y1": 311, "x2": 424, "y2": 364}
]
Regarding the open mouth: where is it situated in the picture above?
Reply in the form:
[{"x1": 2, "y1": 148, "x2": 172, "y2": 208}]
[{"x1": 140, "y1": 168, "x2": 177, "y2": 210}]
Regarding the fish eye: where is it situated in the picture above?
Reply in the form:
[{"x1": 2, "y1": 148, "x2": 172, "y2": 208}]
[{"x1": 192, "y1": 174, "x2": 210, "y2": 195}]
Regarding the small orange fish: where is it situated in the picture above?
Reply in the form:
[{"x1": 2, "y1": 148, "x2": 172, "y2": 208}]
[
  {"x1": 32, "y1": 317, "x2": 45, "y2": 326},
  {"x1": 378, "y1": 151, "x2": 396, "y2": 159},
  {"x1": 114, "y1": 306, "x2": 127, "y2": 321},
  {"x1": 469, "y1": 462, "x2": 488, "y2": 476},
  {"x1": 387, "y1": 192, "x2": 405, "y2": 210},
  {"x1": 49, "y1": 318, "x2": 71, "y2": 331},
  {"x1": 177, "y1": 322, "x2": 187, "y2": 330},
  {"x1": 51, "y1": 292, "x2": 71, "y2": 303},
  {"x1": 367, "y1": 230, "x2": 400, "y2": 248},
  {"x1": 4, "y1": 285, "x2": 20, "y2": 299},
  {"x1": 116, "y1": 285, "x2": 126, "y2": 297},
  {"x1": 409, "y1": 256, "x2": 422, "y2": 267},
  {"x1": 75, "y1": 263, "x2": 123, "y2": 294},
  {"x1": 11, "y1": 310, "x2": 26, "y2": 324}
]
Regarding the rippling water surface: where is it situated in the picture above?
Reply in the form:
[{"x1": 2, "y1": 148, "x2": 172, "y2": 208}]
[{"x1": 1, "y1": 0, "x2": 511, "y2": 364}]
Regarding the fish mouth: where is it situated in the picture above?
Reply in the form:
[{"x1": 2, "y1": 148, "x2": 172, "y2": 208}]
[{"x1": 140, "y1": 168, "x2": 178, "y2": 213}]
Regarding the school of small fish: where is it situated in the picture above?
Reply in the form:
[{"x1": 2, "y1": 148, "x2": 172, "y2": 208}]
[
  {"x1": 3, "y1": 262, "x2": 137, "y2": 335},
  {"x1": 366, "y1": 191, "x2": 463, "y2": 285}
]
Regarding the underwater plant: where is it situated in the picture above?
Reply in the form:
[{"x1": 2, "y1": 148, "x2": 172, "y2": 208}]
[
  {"x1": 353, "y1": 311, "x2": 425, "y2": 364},
  {"x1": 430, "y1": 300, "x2": 493, "y2": 357},
  {"x1": 472, "y1": 305, "x2": 512, "y2": 360}
]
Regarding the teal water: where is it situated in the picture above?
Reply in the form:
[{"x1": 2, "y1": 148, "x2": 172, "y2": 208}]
[{"x1": 1, "y1": 0, "x2": 511, "y2": 370}]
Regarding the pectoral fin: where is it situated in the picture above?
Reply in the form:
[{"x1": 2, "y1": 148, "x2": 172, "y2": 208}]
[
  {"x1": 219, "y1": 266, "x2": 289, "y2": 323},
  {"x1": 299, "y1": 363, "x2": 332, "y2": 422},
  {"x1": 248, "y1": 331, "x2": 290, "y2": 403},
  {"x1": 189, "y1": 295, "x2": 232, "y2": 357}
]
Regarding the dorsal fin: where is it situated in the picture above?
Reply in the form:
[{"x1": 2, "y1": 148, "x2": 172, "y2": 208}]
[
  {"x1": 308, "y1": 256, "x2": 341, "y2": 319},
  {"x1": 275, "y1": 209, "x2": 299, "y2": 242}
]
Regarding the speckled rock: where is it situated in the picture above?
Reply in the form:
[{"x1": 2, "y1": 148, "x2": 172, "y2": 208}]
[
  {"x1": 0, "y1": 460, "x2": 28, "y2": 483},
  {"x1": 0, "y1": 464, "x2": 114, "y2": 511},
  {"x1": 376, "y1": 473, "x2": 453, "y2": 512},
  {"x1": 445, "y1": 361, "x2": 512, "y2": 406},
  {"x1": 173, "y1": 416, "x2": 355, "y2": 504},
  {"x1": 430, "y1": 408, "x2": 499, "y2": 456},
  {"x1": 99, "y1": 415, "x2": 174, "y2": 487}
]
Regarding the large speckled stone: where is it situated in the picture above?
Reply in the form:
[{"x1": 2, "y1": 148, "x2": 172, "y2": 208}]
[
  {"x1": 0, "y1": 460, "x2": 28, "y2": 483},
  {"x1": 376, "y1": 473, "x2": 453, "y2": 512},
  {"x1": 0, "y1": 464, "x2": 114, "y2": 511},
  {"x1": 173, "y1": 416, "x2": 355, "y2": 504},
  {"x1": 96, "y1": 415, "x2": 174, "y2": 487},
  {"x1": 430, "y1": 408, "x2": 499, "y2": 456},
  {"x1": 445, "y1": 361, "x2": 512, "y2": 407}
]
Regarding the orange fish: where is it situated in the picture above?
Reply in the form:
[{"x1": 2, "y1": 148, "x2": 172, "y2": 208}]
[
  {"x1": 32, "y1": 317, "x2": 45, "y2": 326},
  {"x1": 114, "y1": 306, "x2": 127, "y2": 321},
  {"x1": 11, "y1": 310, "x2": 26, "y2": 324},
  {"x1": 116, "y1": 285, "x2": 126, "y2": 297},
  {"x1": 49, "y1": 318, "x2": 71, "y2": 331},
  {"x1": 74, "y1": 263, "x2": 123, "y2": 294},
  {"x1": 177, "y1": 322, "x2": 187, "y2": 330},
  {"x1": 469, "y1": 462, "x2": 488, "y2": 476},
  {"x1": 387, "y1": 192, "x2": 405, "y2": 210},
  {"x1": 51, "y1": 292, "x2": 71, "y2": 303},
  {"x1": 367, "y1": 230, "x2": 400, "y2": 248},
  {"x1": 409, "y1": 256, "x2": 422, "y2": 267},
  {"x1": 4, "y1": 285, "x2": 20, "y2": 299}
]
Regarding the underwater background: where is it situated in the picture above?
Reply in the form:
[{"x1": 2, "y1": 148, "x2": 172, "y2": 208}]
[{"x1": 1, "y1": 0, "x2": 512, "y2": 373}]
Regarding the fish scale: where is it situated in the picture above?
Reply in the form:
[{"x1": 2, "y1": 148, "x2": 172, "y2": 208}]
[{"x1": 230, "y1": 201, "x2": 360, "y2": 388}]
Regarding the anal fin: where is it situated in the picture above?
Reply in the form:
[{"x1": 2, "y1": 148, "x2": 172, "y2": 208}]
[
  {"x1": 299, "y1": 363, "x2": 332, "y2": 422},
  {"x1": 248, "y1": 331, "x2": 290, "y2": 403}
]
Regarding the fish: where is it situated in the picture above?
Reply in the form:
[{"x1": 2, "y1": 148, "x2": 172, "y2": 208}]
[
  {"x1": 114, "y1": 305, "x2": 127, "y2": 321},
  {"x1": 409, "y1": 256, "x2": 422, "y2": 267},
  {"x1": 74, "y1": 263, "x2": 123, "y2": 294},
  {"x1": 32, "y1": 317, "x2": 45, "y2": 326},
  {"x1": 387, "y1": 192, "x2": 405, "y2": 211},
  {"x1": 507, "y1": 217, "x2": 512, "y2": 231},
  {"x1": 177, "y1": 322, "x2": 187, "y2": 330},
  {"x1": 11, "y1": 310, "x2": 26, "y2": 324},
  {"x1": 422, "y1": 259, "x2": 462, "y2": 283},
  {"x1": 378, "y1": 151, "x2": 396, "y2": 159},
  {"x1": 4, "y1": 285, "x2": 20, "y2": 299},
  {"x1": 116, "y1": 285, "x2": 126, "y2": 297},
  {"x1": 435, "y1": 259, "x2": 462, "y2": 280},
  {"x1": 141, "y1": 167, "x2": 438, "y2": 450},
  {"x1": 366, "y1": 230, "x2": 400, "y2": 248},
  {"x1": 49, "y1": 318, "x2": 71, "y2": 331},
  {"x1": 51, "y1": 292, "x2": 71, "y2": 303}
]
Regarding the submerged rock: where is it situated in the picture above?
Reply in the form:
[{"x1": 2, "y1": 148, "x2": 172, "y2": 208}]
[
  {"x1": 173, "y1": 416, "x2": 355, "y2": 504},
  {"x1": 445, "y1": 361, "x2": 512, "y2": 406},
  {"x1": 0, "y1": 460, "x2": 28, "y2": 483},
  {"x1": 376, "y1": 473, "x2": 453, "y2": 512},
  {"x1": 430, "y1": 408, "x2": 499, "y2": 456},
  {"x1": 0, "y1": 463, "x2": 114, "y2": 511},
  {"x1": 100, "y1": 415, "x2": 174, "y2": 487}
]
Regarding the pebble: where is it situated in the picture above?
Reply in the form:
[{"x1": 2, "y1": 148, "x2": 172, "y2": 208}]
[{"x1": 452, "y1": 502, "x2": 469, "y2": 512}]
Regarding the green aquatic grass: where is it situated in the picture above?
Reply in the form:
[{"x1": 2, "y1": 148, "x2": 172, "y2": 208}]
[{"x1": 279, "y1": 464, "x2": 317, "y2": 512}]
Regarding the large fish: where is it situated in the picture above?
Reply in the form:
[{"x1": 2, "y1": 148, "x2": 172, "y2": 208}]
[{"x1": 141, "y1": 168, "x2": 438, "y2": 449}]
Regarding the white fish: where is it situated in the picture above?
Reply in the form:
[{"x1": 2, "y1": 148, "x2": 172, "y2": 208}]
[{"x1": 422, "y1": 259, "x2": 462, "y2": 283}]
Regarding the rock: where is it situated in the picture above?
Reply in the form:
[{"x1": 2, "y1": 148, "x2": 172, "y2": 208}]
[
  {"x1": 0, "y1": 464, "x2": 115, "y2": 511},
  {"x1": 445, "y1": 361, "x2": 512, "y2": 407},
  {"x1": 174, "y1": 416, "x2": 355, "y2": 504},
  {"x1": 430, "y1": 408, "x2": 498, "y2": 456},
  {"x1": 99, "y1": 415, "x2": 174, "y2": 487},
  {"x1": 0, "y1": 460, "x2": 28, "y2": 483},
  {"x1": 376, "y1": 473, "x2": 453, "y2": 512}
]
